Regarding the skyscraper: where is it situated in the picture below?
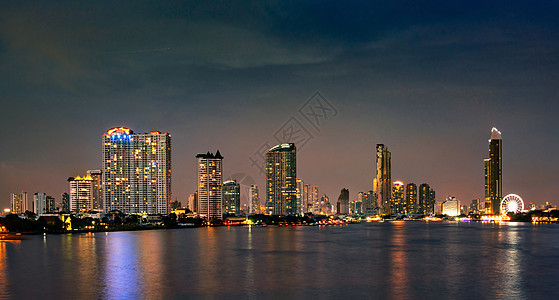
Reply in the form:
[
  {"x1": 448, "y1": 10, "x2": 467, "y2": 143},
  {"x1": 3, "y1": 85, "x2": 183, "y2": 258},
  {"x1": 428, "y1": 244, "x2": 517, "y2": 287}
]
[
  {"x1": 374, "y1": 144, "x2": 391, "y2": 215},
  {"x1": 337, "y1": 188, "x2": 349, "y2": 215},
  {"x1": 418, "y1": 183, "x2": 431, "y2": 215},
  {"x1": 68, "y1": 174, "x2": 94, "y2": 212},
  {"x1": 305, "y1": 185, "x2": 319, "y2": 213},
  {"x1": 265, "y1": 143, "x2": 297, "y2": 215},
  {"x1": 392, "y1": 181, "x2": 405, "y2": 214},
  {"x1": 10, "y1": 192, "x2": 27, "y2": 214},
  {"x1": 188, "y1": 192, "x2": 197, "y2": 212},
  {"x1": 33, "y1": 192, "x2": 47, "y2": 215},
  {"x1": 250, "y1": 185, "x2": 260, "y2": 214},
  {"x1": 222, "y1": 180, "x2": 240, "y2": 216},
  {"x1": 87, "y1": 170, "x2": 103, "y2": 210},
  {"x1": 405, "y1": 183, "x2": 417, "y2": 214},
  {"x1": 296, "y1": 179, "x2": 305, "y2": 215},
  {"x1": 485, "y1": 127, "x2": 502, "y2": 215},
  {"x1": 197, "y1": 151, "x2": 223, "y2": 219},
  {"x1": 442, "y1": 196, "x2": 460, "y2": 216},
  {"x1": 61, "y1": 192, "x2": 70, "y2": 213},
  {"x1": 103, "y1": 127, "x2": 172, "y2": 214}
]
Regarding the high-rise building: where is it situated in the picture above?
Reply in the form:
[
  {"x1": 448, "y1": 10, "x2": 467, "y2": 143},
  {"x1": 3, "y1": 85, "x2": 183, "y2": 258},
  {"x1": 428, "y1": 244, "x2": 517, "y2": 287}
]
[
  {"x1": 265, "y1": 143, "x2": 297, "y2": 215},
  {"x1": 418, "y1": 183, "x2": 431, "y2": 215},
  {"x1": 296, "y1": 179, "x2": 305, "y2": 215},
  {"x1": 197, "y1": 151, "x2": 224, "y2": 220},
  {"x1": 223, "y1": 180, "x2": 240, "y2": 216},
  {"x1": 305, "y1": 185, "x2": 319, "y2": 213},
  {"x1": 429, "y1": 188, "x2": 436, "y2": 214},
  {"x1": 33, "y1": 192, "x2": 47, "y2": 215},
  {"x1": 470, "y1": 198, "x2": 481, "y2": 214},
  {"x1": 485, "y1": 127, "x2": 502, "y2": 215},
  {"x1": 10, "y1": 192, "x2": 27, "y2": 214},
  {"x1": 250, "y1": 185, "x2": 260, "y2": 214},
  {"x1": 405, "y1": 183, "x2": 418, "y2": 214},
  {"x1": 103, "y1": 127, "x2": 172, "y2": 214},
  {"x1": 46, "y1": 196, "x2": 55, "y2": 213},
  {"x1": 319, "y1": 195, "x2": 333, "y2": 215},
  {"x1": 362, "y1": 190, "x2": 375, "y2": 216},
  {"x1": 442, "y1": 196, "x2": 460, "y2": 216},
  {"x1": 392, "y1": 181, "x2": 405, "y2": 214},
  {"x1": 69, "y1": 174, "x2": 94, "y2": 212},
  {"x1": 61, "y1": 192, "x2": 70, "y2": 213},
  {"x1": 188, "y1": 192, "x2": 197, "y2": 212},
  {"x1": 87, "y1": 170, "x2": 103, "y2": 210},
  {"x1": 337, "y1": 188, "x2": 349, "y2": 215},
  {"x1": 374, "y1": 144, "x2": 392, "y2": 215}
]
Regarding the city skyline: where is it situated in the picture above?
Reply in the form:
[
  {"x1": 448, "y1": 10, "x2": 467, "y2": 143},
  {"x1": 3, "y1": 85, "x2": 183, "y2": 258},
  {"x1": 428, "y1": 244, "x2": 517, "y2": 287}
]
[{"x1": 2, "y1": 1, "x2": 559, "y2": 210}]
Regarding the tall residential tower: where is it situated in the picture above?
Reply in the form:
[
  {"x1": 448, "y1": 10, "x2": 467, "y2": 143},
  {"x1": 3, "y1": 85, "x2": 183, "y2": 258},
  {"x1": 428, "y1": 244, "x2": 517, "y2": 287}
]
[
  {"x1": 266, "y1": 143, "x2": 297, "y2": 215},
  {"x1": 197, "y1": 151, "x2": 223, "y2": 219},
  {"x1": 103, "y1": 127, "x2": 172, "y2": 214},
  {"x1": 485, "y1": 127, "x2": 502, "y2": 215},
  {"x1": 374, "y1": 144, "x2": 391, "y2": 215}
]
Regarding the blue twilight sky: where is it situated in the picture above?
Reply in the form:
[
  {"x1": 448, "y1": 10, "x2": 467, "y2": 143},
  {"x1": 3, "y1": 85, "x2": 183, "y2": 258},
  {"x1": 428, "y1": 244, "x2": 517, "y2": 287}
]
[{"x1": 1, "y1": 0, "x2": 558, "y2": 209}]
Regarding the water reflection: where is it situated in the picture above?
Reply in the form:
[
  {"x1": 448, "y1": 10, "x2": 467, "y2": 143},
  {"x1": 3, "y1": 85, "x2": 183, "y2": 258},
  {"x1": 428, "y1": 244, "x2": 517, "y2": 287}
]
[
  {"x1": 0, "y1": 242, "x2": 12, "y2": 298},
  {"x1": 101, "y1": 233, "x2": 143, "y2": 299},
  {"x1": 389, "y1": 222, "x2": 409, "y2": 299}
]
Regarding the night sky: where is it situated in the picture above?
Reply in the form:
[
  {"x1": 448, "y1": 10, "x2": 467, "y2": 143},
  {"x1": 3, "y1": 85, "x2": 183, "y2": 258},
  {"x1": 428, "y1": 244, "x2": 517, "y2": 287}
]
[{"x1": 1, "y1": 1, "x2": 558, "y2": 210}]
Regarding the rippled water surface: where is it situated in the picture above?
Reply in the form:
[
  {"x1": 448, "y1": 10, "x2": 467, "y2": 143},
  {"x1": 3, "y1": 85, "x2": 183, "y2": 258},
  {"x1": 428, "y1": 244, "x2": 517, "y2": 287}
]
[{"x1": 2, "y1": 222, "x2": 559, "y2": 299}]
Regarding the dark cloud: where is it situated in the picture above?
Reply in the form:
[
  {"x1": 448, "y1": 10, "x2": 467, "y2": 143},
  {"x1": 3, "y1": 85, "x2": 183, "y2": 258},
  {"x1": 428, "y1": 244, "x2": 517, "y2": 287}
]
[{"x1": 1, "y1": 0, "x2": 558, "y2": 208}]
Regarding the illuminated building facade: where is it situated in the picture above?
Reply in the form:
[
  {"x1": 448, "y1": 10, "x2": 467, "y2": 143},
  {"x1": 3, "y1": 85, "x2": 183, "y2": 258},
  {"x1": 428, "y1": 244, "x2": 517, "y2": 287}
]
[
  {"x1": 10, "y1": 192, "x2": 27, "y2": 214},
  {"x1": 250, "y1": 185, "x2": 260, "y2": 214},
  {"x1": 470, "y1": 198, "x2": 481, "y2": 214},
  {"x1": 61, "y1": 192, "x2": 70, "y2": 213},
  {"x1": 296, "y1": 179, "x2": 305, "y2": 215},
  {"x1": 485, "y1": 127, "x2": 502, "y2": 215},
  {"x1": 103, "y1": 127, "x2": 172, "y2": 214},
  {"x1": 223, "y1": 180, "x2": 240, "y2": 216},
  {"x1": 33, "y1": 192, "x2": 47, "y2": 215},
  {"x1": 188, "y1": 192, "x2": 197, "y2": 212},
  {"x1": 265, "y1": 143, "x2": 297, "y2": 215},
  {"x1": 87, "y1": 170, "x2": 103, "y2": 210},
  {"x1": 392, "y1": 181, "x2": 405, "y2": 214},
  {"x1": 69, "y1": 174, "x2": 94, "y2": 212},
  {"x1": 406, "y1": 183, "x2": 417, "y2": 214},
  {"x1": 337, "y1": 188, "x2": 349, "y2": 215},
  {"x1": 442, "y1": 196, "x2": 460, "y2": 216},
  {"x1": 418, "y1": 183, "x2": 431, "y2": 214},
  {"x1": 197, "y1": 151, "x2": 223, "y2": 219},
  {"x1": 374, "y1": 144, "x2": 392, "y2": 215},
  {"x1": 305, "y1": 185, "x2": 319, "y2": 213}
]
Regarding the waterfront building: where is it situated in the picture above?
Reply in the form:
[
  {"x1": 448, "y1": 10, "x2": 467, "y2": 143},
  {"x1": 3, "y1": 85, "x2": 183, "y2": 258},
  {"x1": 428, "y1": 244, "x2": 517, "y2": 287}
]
[
  {"x1": 250, "y1": 185, "x2": 260, "y2": 214},
  {"x1": 337, "y1": 188, "x2": 349, "y2": 215},
  {"x1": 87, "y1": 170, "x2": 103, "y2": 210},
  {"x1": 319, "y1": 195, "x2": 333, "y2": 215},
  {"x1": 223, "y1": 180, "x2": 240, "y2": 216},
  {"x1": 485, "y1": 127, "x2": 502, "y2": 215},
  {"x1": 405, "y1": 183, "x2": 418, "y2": 214},
  {"x1": 68, "y1": 174, "x2": 94, "y2": 212},
  {"x1": 103, "y1": 127, "x2": 172, "y2": 214},
  {"x1": 362, "y1": 190, "x2": 376, "y2": 216},
  {"x1": 392, "y1": 181, "x2": 405, "y2": 214},
  {"x1": 10, "y1": 192, "x2": 27, "y2": 214},
  {"x1": 188, "y1": 192, "x2": 197, "y2": 212},
  {"x1": 197, "y1": 151, "x2": 224, "y2": 219},
  {"x1": 442, "y1": 196, "x2": 460, "y2": 217},
  {"x1": 305, "y1": 185, "x2": 319, "y2": 213},
  {"x1": 61, "y1": 192, "x2": 70, "y2": 213},
  {"x1": 470, "y1": 198, "x2": 481, "y2": 214},
  {"x1": 46, "y1": 196, "x2": 55, "y2": 213},
  {"x1": 33, "y1": 192, "x2": 47, "y2": 215},
  {"x1": 265, "y1": 143, "x2": 297, "y2": 215},
  {"x1": 429, "y1": 188, "x2": 436, "y2": 214},
  {"x1": 418, "y1": 183, "x2": 431, "y2": 215},
  {"x1": 374, "y1": 144, "x2": 392, "y2": 215},
  {"x1": 296, "y1": 179, "x2": 305, "y2": 215}
]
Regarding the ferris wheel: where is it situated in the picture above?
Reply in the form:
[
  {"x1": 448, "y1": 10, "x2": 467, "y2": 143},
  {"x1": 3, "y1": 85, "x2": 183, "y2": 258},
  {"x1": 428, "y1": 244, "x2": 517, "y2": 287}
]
[{"x1": 500, "y1": 194, "x2": 524, "y2": 215}]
